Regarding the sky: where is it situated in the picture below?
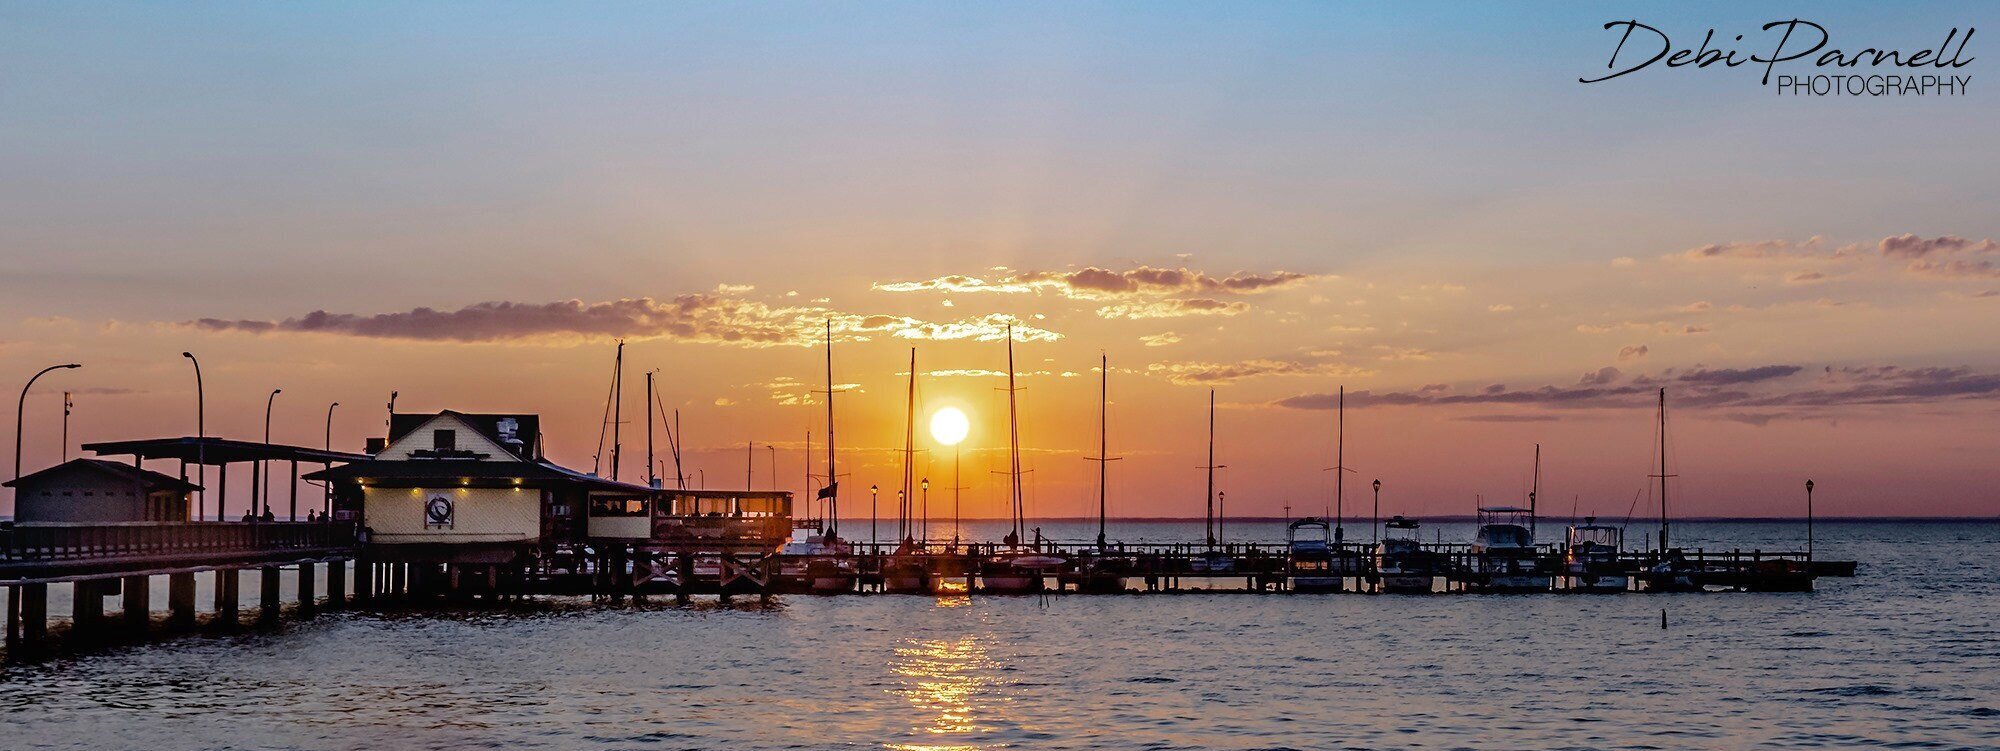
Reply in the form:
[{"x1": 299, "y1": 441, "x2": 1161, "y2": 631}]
[{"x1": 3, "y1": 3, "x2": 1997, "y2": 520}]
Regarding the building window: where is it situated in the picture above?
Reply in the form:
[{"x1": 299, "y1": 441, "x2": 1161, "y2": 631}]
[{"x1": 434, "y1": 429, "x2": 456, "y2": 452}]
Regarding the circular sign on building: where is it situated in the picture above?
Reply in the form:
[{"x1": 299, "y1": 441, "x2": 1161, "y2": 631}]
[{"x1": 425, "y1": 495, "x2": 455, "y2": 528}]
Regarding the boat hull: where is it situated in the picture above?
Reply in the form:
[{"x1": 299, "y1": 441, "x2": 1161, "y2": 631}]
[
  {"x1": 1292, "y1": 576, "x2": 1342, "y2": 593},
  {"x1": 1378, "y1": 574, "x2": 1431, "y2": 594},
  {"x1": 1478, "y1": 574, "x2": 1552, "y2": 593},
  {"x1": 1565, "y1": 574, "x2": 1629, "y2": 593}
]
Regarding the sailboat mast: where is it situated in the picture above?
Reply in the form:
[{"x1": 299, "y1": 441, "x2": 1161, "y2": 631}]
[
  {"x1": 1206, "y1": 388, "x2": 1216, "y2": 548},
  {"x1": 1529, "y1": 442, "x2": 1540, "y2": 538},
  {"x1": 611, "y1": 341, "x2": 623, "y2": 482},
  {"x1": 1098, "y1": 352, "x2": 1108, "y2": 547},
  {"x1": 902, "y1": 348, "x2": 917, "y2": 544},
  {"x1": 1658, "y1": 387, "x2": 1670, "y2": 551},
  {"x1": 1335, "y1": 385, "x2": 1345, "y2": 543},
  {"x1": 1007, "y1": 324, "x2": 1024, "y2": 545},
  {"x1": 824, "y1": 320, "x2": 838, "y2": 537},
  {"x1": 645, "y1": 371, "x2": 656, "y2": 487}
]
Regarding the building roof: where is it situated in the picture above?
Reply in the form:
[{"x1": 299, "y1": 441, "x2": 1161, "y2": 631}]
[
  {"x1": 658, "y1": 488, "x2": 795, "y2": 499},
  {"x1": 3, "y1": 458, "x2": 202, "y2": 492},
  {"x1": 83, "y1": 436, "x2": 371, "y2": 465},
  {"x1": 390, "y1": 411, "x2": 540, "y2": 459},
  {"x1": 305, "y1": 458, "x2": 650, "y2": 493}
]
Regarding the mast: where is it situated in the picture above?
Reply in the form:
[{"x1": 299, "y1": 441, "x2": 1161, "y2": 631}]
[
  {"x1": 1005, "y1": 324, "x2": 1025, "y2": 547},
  {"x1": 1529, "y1": 443, "x2": 1540, "y2": 539},
  {"x1": 1205, "y1": 388, "x2": 1216, "y2": 548},
  {"x1": 645, "y1": 371, "x2": 656, "y2": 488},
  {"x1": 610, "y1": 341, "x2": 624, "y2": 482},
  {"x1": 672, "y1": 410, "x2": 685, "y2": 489},
  {"x1": 1335, "y1": 385, "x2": 1345, "y2": 543},
  {"x1": 824, "y1": 319, "x2": 839, "y2": 538},
  {"x1": 745, "y1": 440, "x2": 753, "y2": 491},
  {"x1": 804, "y1": 429, "x2": 813, "y2": 524},
  {"x1": 1657, "y1": 388, "x2": 1670, "y2": 551},
  {"x1": 1084, "y1": 352, "x2": 1121, "y2": 549},
  {"x1": 902, "y1": 347, "x2": 917, "y2": 545}
]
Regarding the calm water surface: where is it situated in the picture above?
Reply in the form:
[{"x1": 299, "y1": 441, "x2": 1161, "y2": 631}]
[{"x1": 3, "y1": 521, "x2": 1996, "y2": 750}]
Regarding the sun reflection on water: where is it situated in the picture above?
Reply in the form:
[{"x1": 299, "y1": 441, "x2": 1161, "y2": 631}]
[{"x1": 884, "y1": 623, "x2": 996, "y2": 751}]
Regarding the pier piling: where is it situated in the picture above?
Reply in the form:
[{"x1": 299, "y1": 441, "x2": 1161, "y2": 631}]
[
  {"x1": 168, "y1": 573, "x2": 196, "y2": 628},
  {"x1": 122, "y1": 575, "x2": 149, "y2": 632}
]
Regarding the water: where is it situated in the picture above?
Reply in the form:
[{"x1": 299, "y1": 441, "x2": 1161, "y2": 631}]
[{"x1": 3, "y1": 521, "x2": 1995, "y2": 750}]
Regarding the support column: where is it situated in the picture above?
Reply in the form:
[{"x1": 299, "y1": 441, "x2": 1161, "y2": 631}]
[
  {"x1": 259, "y1": 567, "x2": 281, "y2": 622},
  {"x1": 21, "y1": 583, "x2": 48, "y2": 647},
  {"x1": 353, "y1": 559, "x2": 373, "y2": 604},
  {"x1": 123, "y1": 575, "x2": 151, "y2": 632},
  {"x1": 4, "y1": 585, "x2": 18, "y2": 652},
  {"x1": 326, "y1": 560, "x2": 347, "y2": 610},
  {"x1": 168, "y1": 573, "x2": 196, "y2": 629},
  {"x1": 216, "y1": 569, "x2": 240, "y2": 627},
  {"x1": 297, "y1": 562, "x2": 316, "y2": 615},
  {"x1": 390, "y1": 563, "x2": 406, "y2": 599},
  {"x1": 289, "y1": 460, "x2": 299, "y2": 521},
  {"x1": 71, "y1": 580, "x2": 105, "y2": 639},
  {"x1": 218, "y1": 463, "x2": 229, "y2": 521}
]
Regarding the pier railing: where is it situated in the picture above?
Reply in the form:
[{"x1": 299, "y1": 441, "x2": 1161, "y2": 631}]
[{"x1": 0, "y1": 522, "x2": 358, "y2": 580}]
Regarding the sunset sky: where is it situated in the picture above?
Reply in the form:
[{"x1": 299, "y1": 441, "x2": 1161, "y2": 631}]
[{"x1": 4, "y1": 3, "x2": 1996, "y2": 519}]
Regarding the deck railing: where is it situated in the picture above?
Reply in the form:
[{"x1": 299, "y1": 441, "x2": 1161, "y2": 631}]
[{"x1": 0, "y1": 522, "x2": 357, "y2": 565}]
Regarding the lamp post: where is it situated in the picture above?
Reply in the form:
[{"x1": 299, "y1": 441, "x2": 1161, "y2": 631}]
[
  {"x1": 1372, "y1": 479, "x2": 1382, "y2": 545},
  {"x1": 15, "y1": 363, "x2": 81, "y2": 481},
  {"x1": 324, "y1": 402, "x2": 339, "y2": 518},
  {"x1": 870, "y1": 484, "x2": 879, "y2": 548},
  {"x1": 1217, "y1": 490, "x2": 1226, "y2": 545},
  {"x1": 921, "y1": 477, "x2": 930, "y2": 547},
  {"x1": 1805, "y1": 479, "x2": 1815, "y2": 562},
  {"x1": 182, "y1": 353, "x2": 204, "y2": 518},
  {"x1": 262, "y1": 388, "x2": 281, "y2": 516}
]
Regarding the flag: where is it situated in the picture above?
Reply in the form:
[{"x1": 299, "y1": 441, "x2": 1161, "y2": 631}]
[{"x1": 816, "y1": 482, "x2": 838, "y2": 499}]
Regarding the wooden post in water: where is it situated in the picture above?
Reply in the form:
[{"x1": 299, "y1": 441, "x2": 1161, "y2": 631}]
[
  {"x1": 297, "y1": 563, "x2": 316, "y2": 615},
  {"x1": 21, "y1": 583, "x2": 48, "y2": 647},
  {"x1": 215, "y1": 569, "x2": 240, "y2": 627},
  {"x1": 71, "y1": 580, "x2": 104, "y2": 639},
  {"x1": 326, "y1": 560, "x2": 346, "y2": 610},
  {"x1": 122, "y1": 575, "x2": 150, "y2": 632},
  {"x1": 168, "y1": 573, "x2": 196, "y2": 628},
  {"x1": 259, "y1": 567, "x2": 282, "y2": 622}
]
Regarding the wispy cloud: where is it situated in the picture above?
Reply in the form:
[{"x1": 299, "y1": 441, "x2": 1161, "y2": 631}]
[
  {"x1": 188, "y1": 296, "x2": 1061, "y2": 346},
  {"x1": 1146, "y1": 358, "x2": 1369, "y2": 386},
  {"x1": 1096, "y1": 298, "x2": 1248, "y2": 320},
  {"x1": 1139, "y1": 331, "x2": 1182, "y2": 347},
  {"x1": 1274, "y1": 362, "x2": 2000, "y2": 412},
  {"x1": 875, "y1": 265, "x2": 1317, "y2": 300}
]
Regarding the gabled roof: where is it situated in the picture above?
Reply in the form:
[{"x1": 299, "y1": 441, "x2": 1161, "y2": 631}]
[
  {"x1": 390, "y1": 411, "x2": 539, "y2": 458},
  {"x1": 4, "y1": 458, "x2": 201, "y2": 492},
  {"x1": 305, "y1": 458, "x2": 650, "y2": 493},
  {"x1": 83, "y1": 436, "x2": 370, "y2": 465}
]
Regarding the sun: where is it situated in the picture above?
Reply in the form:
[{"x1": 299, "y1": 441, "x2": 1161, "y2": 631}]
[{"x1": 929, "y1": 406, "x2": 970, "y2": 446}]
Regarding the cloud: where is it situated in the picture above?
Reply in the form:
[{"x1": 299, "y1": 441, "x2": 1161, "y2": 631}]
[
  {"x1": 1674, "y1": 365, "x2": 1802, "y2": 385},
  {"x1": 1274, "y1": 362, "x2": 2000, "y2": 412},
  {"x1": 1454, "y1": 414, "x2": 1561, "y2": 423},
  {"x1": 1672, "y1": 237, "x2": 1825, "y2": 261},
  {"x1": 1786, "y1": 271, "x2": 1828, "y2": 285},
  {"x1": 1139, "y1": 331, "x2": 1182, "y2": 347},
  {"x1": 1096, "y1": 298, "x2": 1248, "y2": 320},
  {"x1": 1877, "y1": 234, "x2": 1999, "y2": 259},
  {"x1": 1146, "y1": 358, "x2": 1370, "y2": 386},
  {"x1": 875, "y1": 266, "x2": 1318, "y2": 300},
  {"x1": 189, "y1": 296, "x2": 1060, "y2": 346},
  {"x1": 1617, "y1": 344, "x2": 1650, "y2": 361},
  {"x1": 1578, "y1": 366, "x2": 1622, "y2": 385},
  {"x1": 1487, "y1": 304, "x2": 1514, "y2": 313}
]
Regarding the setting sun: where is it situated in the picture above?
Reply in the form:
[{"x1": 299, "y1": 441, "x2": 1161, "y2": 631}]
[{"x1": 929, "y1": 407, "x2": 970, "y2": 446}]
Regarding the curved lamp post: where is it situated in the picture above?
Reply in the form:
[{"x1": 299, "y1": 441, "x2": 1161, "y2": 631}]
[
  {"x1": 183, "y1": 352, "x2": 204, "y2": 517},
  {"x1": 262, "y1": 388, "x2": 281, "y2": 515},
  {"x1": 15, "y1": 363, "x2": 81, "y2": 481}
]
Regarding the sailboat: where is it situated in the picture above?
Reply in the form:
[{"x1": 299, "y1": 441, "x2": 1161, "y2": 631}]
[
  {"x1": 1471, "y1": 444, "x2": 1552, "y2": 592},
  {"x1": 883, "y1": 348, "x2": 932, "y2": 594},
  {"x1": 783, "y1": 320, "x2": 853, "y2": 594},
  {"x1": 980, "y1": 324, "x2": 1052, "y2": 594},
  {"x1": 1640, "y1": 387, "x2": 1701, "y2": 593},
  {"x1": 1076, "y1": 352, "x2": 1127, "y2": 593},
  {"x1": 1192, "y1": 389, "x2": 1234, "y2": 574}
]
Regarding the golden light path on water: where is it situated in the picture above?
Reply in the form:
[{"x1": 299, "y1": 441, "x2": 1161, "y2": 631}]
[{"x1": 885, "y1": 595, "x2": 992, "y2": 751}]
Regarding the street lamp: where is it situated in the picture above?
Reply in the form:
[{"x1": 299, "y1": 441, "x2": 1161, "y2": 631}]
[
  {"x1": 15, "y1": 363, "x2": 81, "y2": 481},
  {"x1": 1372, "y1": 479, "x2": 1382, "y2": 545},
  {"x1": 183, "y1": 352, "x2": 204, "y2": 517},
  {"x1": 920, "y1": 477, "x2": 930, "y2": 546},
  {"x1": 870, "y1": 484, "x2": 879, "y2": 548},
  {"x1": 1805, "y1": 479, "x2": 1815, "y2": 562},
  {"x1": 323, "y1": 402, "x2": 339, "y2": 518},
  {"x1": 262, "y1": 388, "x2": 281, "y2": 516},
  {"x1": 1217, "y1": 490, "x2": 1226, "y2": 545}
]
